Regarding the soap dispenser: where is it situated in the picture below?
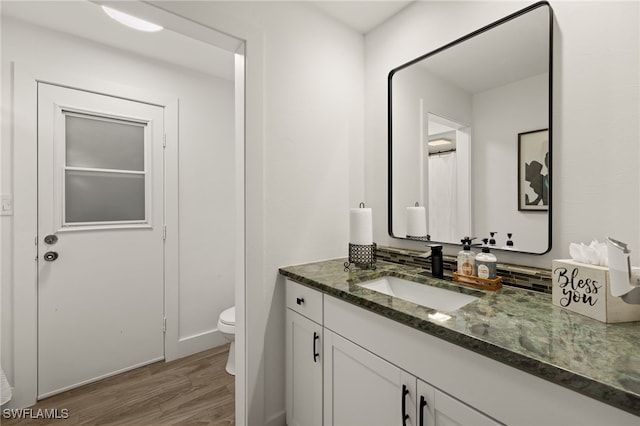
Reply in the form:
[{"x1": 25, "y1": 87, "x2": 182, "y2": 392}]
[
  {"x1": 476, "y1": 239, "x2": 497, "y2": 280},
  {"x1": 457, "y1": 237, "x2": 476, "y2": 276},
  {"x1": 502, "y1": 233, "x2": 515, "y2": 250},
  {"x1": 429, "y1": 244, "x2": 444, "y2": 279}
]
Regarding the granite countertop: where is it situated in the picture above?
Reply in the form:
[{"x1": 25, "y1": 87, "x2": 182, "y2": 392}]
[{"x1": 279, "y1": 258, "x2": 640, "y2": 417}]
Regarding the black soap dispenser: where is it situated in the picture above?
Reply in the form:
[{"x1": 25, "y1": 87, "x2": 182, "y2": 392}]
[
  {"x1": 502, "y1": 233, "x2": 515, "y2": 250},
  {"x1": 429, "y1": 244, "x2": 444, "y2": 279}
]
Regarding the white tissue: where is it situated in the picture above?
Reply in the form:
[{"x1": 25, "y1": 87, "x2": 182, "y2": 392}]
[{"x1": 569, "y1": 240, "x2": 608, "y2": 266}]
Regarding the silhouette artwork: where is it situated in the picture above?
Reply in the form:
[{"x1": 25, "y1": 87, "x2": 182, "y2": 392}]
[
  {"x1": 518, "y1": 129, "x2": 549, "y2": 211},
  {"x1": 524, "y1": 151, "x2": 549, "y2": 206}
]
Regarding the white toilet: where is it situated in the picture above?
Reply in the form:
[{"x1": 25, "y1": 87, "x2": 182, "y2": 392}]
[{"x1": 218, "y1": 306, "x2": 236, "y2": 375}]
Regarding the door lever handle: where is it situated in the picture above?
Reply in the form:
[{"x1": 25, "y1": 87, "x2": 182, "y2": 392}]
[{"x1": 44, "y1": 251, "x2": 59, "y2": 262}]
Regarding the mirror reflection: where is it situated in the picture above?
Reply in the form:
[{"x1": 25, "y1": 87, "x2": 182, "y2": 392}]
[{"x1": 389, "y1": 2, "x2": 552, "y2": 254}]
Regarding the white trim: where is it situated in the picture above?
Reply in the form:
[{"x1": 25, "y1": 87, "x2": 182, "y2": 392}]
[
  {"x1": 174, "y1": 329, "x2": 228, "y2": 360},
  {"x1": 233, "y1": 50, "x2": 248, "y2": 426},
  {"x1": 59, "y1": 221, "x2": 151, "y2": 229},
  {"x1": 265, "y1": 410, "x2": 286, "y2": 426},
  {"x1": 11, "y1": 62, "x2": 39, "y2": 410},
  {"x1": 37, "y1": 356, "x2": 164, "y2": 400},
  {"x1": 53, "y1": 96, "x2": 155, "y2": 230},
  {"x1": 62, "y1": 108, "x2": 150, "y2": 126},
  {"x1": 64, "y1": 167, "x2": 145, "y2": 175}
]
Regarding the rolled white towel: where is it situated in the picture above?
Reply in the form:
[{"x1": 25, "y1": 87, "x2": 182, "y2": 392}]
[{"x1": 1, "y1": 366, "x2": 12, "y2": 405}]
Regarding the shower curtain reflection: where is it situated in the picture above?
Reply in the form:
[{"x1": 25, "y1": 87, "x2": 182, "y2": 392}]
[{"x1": 428, "y1": 151, "x2": 457, "y2": 242}]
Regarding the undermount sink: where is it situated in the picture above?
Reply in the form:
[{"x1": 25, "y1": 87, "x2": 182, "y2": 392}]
[{"x1": 357, "y1": 276, "x2": 478, "y2": 312}]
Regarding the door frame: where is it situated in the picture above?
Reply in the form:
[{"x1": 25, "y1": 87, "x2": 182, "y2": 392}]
[
  {"x1": 10, "y1": 2, "x2": 265, "y2": 424},
  {"x1": 13, "y1": 66, "x2": 178, "y2": 401}
]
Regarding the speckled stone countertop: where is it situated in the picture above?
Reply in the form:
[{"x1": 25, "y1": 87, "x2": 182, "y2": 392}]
[{"x1": 279, "y1": 258, "x2": 640, "y2": 417}]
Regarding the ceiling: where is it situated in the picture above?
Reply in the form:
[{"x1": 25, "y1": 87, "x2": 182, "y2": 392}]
[
  {"x1": 1, "y1": 1, "x2": 414, "y2": 81},
  {"x1": 310, "y1": 1, "x2": 414, "y2": 34},
  {"x1": 1, "y1": 0, "x2": 236, "y2": 80},
  {"x1": 414, "y1": 4, "x2": 549, "y2": 94}
]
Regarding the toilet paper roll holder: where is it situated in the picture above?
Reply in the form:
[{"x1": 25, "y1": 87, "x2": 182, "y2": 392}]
[{"x1": 344, "y1": 242, "x2": 377, "y2": 271}]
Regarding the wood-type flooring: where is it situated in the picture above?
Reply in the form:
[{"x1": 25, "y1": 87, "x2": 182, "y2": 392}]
[{"x1": 2, "y1": 344, "x2": 235, "y2": 425}]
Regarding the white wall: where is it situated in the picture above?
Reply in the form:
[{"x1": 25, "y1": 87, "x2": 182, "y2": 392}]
[
  {"x1": 1, "y1": 15, "x2": 236, "y2": 399},
  {"x1": 247, "y1": 4, "x2": 364, "y2": 422},
  {"x1": 473, "y1": 73, "x2": 549, "y2": 252},
  {"x1": 366, "y1": 0, "x2": 640, "y2": 268}
]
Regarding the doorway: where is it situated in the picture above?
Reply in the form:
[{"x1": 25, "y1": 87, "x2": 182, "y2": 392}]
[
  {"x1": 5, "y1": 2, "x2": 250, "y2": 418},
  {"x1": 423, "y1": 113, "x2": 472, "y2": 242}
]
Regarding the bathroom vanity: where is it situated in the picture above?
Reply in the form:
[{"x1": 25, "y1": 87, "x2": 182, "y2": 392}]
[{"x1": 280, "y1": 259, "x2": 640, "y2": 425}]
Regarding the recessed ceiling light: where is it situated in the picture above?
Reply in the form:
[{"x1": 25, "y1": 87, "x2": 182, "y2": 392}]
[
  {"x1": 428, "y1": 139, "x2": 451, "y2": 147},
  {"x1": 102, "y1": 6, "x2": 163, "y2": 32}
]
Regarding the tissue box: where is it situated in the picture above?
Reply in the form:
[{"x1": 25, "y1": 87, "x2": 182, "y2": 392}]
[{"x1": 552, "y1": 259, "x2": 640, "y2": 323}]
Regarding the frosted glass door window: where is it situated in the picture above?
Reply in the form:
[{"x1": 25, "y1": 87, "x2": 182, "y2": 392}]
[
  {"x1": 65, "y1": 171, "x2": 145, "y2": 223},
  {"x1": 63, "y1": 112, "x2": 148, "y2": 226},
  {"x1": 66, "y1": 114, "x2": 145, "y2": 171}
]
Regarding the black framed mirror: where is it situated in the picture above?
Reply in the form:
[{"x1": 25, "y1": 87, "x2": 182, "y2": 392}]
[{"x1": 388, "y1": 1, "x2": 553, "y2": 254}]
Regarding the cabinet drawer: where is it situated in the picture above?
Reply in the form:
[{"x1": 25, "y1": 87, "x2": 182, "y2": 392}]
[{"x1": 286, "y1": 279, "x2": 323, "y2": 323}]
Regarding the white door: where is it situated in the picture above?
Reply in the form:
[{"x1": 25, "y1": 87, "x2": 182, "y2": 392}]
[
  {"x1": 286, "y1": 308, "x2": 322, "y2": 426},
  {"x1": 37, "y1": 83, "x2": 165, "y2": 398},
  {"x1": 323, "y1": 329, "x2": 416, "y2": 426},
  {"x1": 417, "y1": 379, "x2": 502, "y2": 426}
]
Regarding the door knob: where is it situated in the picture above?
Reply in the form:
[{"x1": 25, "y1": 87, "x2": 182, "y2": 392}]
[
  {"x1": 44, "y1": 251, "x2": 59, "y2": 262},
  {"x1": 44, "y1": 234, "x2": 58, "y2": 244}
]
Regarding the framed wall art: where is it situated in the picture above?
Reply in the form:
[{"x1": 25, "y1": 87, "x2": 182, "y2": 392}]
[{"x1": 518, "y1": 129, "x2": 549, "y2": 211}]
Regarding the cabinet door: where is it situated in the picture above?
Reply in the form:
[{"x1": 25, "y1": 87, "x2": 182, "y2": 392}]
[
  {"x1": 286, "y1": 309, "x2": 323, "y2": 426},
  {"x1": 417, "y1": 380, "x2": 502, "y2": 426},
  {"x1": 324, "y1": 329, "x2": 416, "y2": 426}
]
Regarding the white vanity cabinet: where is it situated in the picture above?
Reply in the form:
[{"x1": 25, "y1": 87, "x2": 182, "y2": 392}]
[
  {"x1": 417, "y1": 380, "x2": 501, "y2": 426},
  {"x1": 285, "y1": 280, "x2": 323, "y2": 426},
  {"x1": 284, "y1": 278, "x2": 639, "y2": 425},
  {"x1": 323, "y1": 327, "x2": 499, "y2": 426},
  {"x1": 285, "y1": 279, "x2": 499, "y2": 426},
  {"x1": 323, "y1": 329, "x2": 416, "y2": 426}
]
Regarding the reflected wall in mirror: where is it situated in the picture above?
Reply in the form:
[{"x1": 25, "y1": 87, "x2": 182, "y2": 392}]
[{"x1": 388, "y1": 1, "x2": 553, "y2": 254}]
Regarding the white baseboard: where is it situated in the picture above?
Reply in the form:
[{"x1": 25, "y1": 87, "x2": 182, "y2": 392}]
[
  {"x1": 265, "y1": 409, "x2": 286, "y2": 426},
  {"x1": 167, "y1": 329, "x2": 228, "y2": 361}
]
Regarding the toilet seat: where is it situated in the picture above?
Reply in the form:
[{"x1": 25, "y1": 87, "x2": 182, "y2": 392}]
[
  {"x1": 219, "y1": 306, "x2": 235, "y2": 325},
  {"x1": 218, "y1": 307, "x2": 235, "y2": 334},
  {"x1": 218, "y1": 306, "x2": 236, "y2": 375}
]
